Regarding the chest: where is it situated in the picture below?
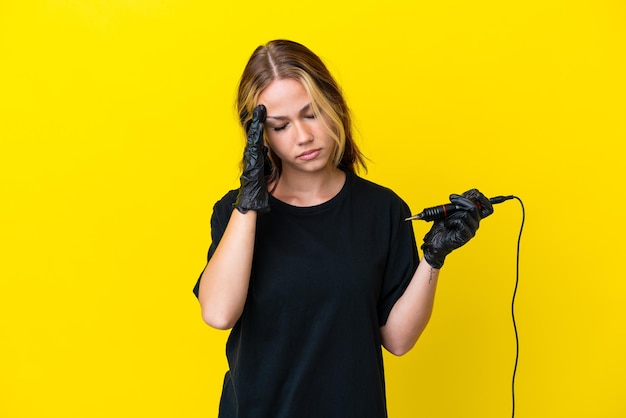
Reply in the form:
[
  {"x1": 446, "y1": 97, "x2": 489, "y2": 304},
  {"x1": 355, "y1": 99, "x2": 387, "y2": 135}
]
[{"x1": 251, "y1": 208, "x2": 391, "y2": 312}]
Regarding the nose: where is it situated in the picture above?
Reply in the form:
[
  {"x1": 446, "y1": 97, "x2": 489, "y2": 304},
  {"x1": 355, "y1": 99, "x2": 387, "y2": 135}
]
[{"x1": 293, "y1": 121, "x2": 313, "y2": 145}]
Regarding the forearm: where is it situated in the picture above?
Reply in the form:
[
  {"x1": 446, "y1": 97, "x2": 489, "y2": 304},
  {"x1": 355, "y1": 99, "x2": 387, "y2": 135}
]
[
  {"x1": 380, "y1": 260, "x2": 440, "y2": 356},
  {"x1": 198, "y1": 209, "x2": 257, "y2": 330}
]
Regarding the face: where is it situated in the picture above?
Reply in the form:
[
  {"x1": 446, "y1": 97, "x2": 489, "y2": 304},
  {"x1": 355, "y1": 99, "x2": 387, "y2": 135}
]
[{"x1": 258, "y1": 78, "x2": 336, "y2": 176}]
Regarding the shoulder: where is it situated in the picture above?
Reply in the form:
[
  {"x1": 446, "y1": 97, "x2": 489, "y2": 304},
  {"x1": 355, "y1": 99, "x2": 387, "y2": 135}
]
[
  {"x1": 215, "y1": 189, "x2": 239, "y2": 207},
  {"x1": 347, "y1": 172, "x2": 412, "y2": 216},
  {"x1": 211, "y1": 189, "x2": 238, "y2": 220},
  {"x1": 349, "y1": 173, "x2": 406, "y2": 204}
]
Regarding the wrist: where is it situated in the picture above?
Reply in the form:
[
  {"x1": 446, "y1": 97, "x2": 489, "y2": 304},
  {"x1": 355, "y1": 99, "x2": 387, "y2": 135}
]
[{"x1": 423, "y1": 252, "x2": 444, "y2": 270}]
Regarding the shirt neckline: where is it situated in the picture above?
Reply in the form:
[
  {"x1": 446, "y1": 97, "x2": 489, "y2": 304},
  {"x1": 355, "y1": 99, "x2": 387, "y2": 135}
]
[{"x1": 269, "y1": 171, "x2": 352, "y2": 215}]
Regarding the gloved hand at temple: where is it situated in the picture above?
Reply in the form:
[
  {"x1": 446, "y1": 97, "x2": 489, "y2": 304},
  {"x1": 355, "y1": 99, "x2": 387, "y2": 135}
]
[
  {"x1": 421, "y1": 189, "x2": 493, "y2": 269},
  {"x1": 233, "y1": 104, "x2": 270, "y2": 213}
]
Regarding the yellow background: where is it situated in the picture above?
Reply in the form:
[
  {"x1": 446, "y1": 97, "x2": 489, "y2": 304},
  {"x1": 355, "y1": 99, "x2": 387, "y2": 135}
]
[{"x1": 1, "y1": 1, "x2": 625, "y2": 417}]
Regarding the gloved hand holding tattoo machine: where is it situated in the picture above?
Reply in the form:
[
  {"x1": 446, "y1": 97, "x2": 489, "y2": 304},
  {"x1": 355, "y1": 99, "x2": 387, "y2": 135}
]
[{"x1": 408, "y1": 189, "x2": 513, "y2": 268}]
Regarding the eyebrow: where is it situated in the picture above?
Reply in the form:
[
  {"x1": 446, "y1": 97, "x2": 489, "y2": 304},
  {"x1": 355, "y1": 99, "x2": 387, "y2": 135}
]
[{"x1": 266, "y1": 102, "x2": 312, "y2": 121}]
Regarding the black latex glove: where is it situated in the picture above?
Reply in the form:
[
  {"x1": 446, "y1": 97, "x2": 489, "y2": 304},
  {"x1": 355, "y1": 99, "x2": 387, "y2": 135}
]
[
  {"x1": 421, "y1": 189, "x2": 493, "y2": 269},
  {"x1": 233, "y1": 105, "x2": 270, "y2": 213}
]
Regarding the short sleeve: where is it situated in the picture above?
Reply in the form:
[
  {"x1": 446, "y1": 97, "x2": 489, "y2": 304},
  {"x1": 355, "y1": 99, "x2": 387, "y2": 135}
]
[
  {"x1": 192, "y1": 190, "x2": 238, "y2": 298},
  {"x1": 377, "y1": 197, "x2": 420, "y2": 325}
]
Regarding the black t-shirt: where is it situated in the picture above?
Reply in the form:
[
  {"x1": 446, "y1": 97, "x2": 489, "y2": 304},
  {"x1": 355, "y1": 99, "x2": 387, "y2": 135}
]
[{"x1": 194, "y1": 171, "x2": 419, "y2": 418}]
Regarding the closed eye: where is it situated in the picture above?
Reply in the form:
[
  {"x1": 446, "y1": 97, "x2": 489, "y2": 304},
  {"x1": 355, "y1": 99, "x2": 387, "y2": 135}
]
[{"x1": 272, "y1": 124, "x2": 288, "y2": 132}]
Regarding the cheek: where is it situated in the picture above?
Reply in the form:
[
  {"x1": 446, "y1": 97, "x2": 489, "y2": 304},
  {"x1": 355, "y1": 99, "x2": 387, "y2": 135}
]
[
  {"x1": 315, "y1": 115, "x2": 338, "y2": 143},
  {"x1": 264, "y1": 133, "x2": 288, "y2": 156},
  {"x1": 264, "y1": 131, "x2": 278, "y2": 147},
  {"x1": 315, "y1": 124, "x2": 336, "y2": 147},
  {"x1": 263, "y1": 128, "x2": 280, "y2": 147}
]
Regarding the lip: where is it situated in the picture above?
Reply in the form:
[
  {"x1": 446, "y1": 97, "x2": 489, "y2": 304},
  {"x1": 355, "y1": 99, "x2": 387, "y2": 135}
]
[{"x1": 297, "y1": 149, "x2": 322, "y2": 161}]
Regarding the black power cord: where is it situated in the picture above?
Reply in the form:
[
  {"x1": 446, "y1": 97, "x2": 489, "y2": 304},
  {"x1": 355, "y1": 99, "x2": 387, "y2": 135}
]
[
  {"x1": 409, "y1": 194, "x2": 525, "y2": 416},
  {"x1": 510, "y1": 196, "x2": 525, "y2": 418}
]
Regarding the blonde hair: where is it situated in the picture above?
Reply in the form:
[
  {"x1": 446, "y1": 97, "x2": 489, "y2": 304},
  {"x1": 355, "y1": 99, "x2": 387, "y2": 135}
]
[{"x1": 237, "y1": 40, "x2": 366, "y2": 185}]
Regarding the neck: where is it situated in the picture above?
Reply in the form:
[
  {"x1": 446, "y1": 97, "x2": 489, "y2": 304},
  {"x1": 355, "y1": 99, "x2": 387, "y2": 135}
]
[{"x1": 270, "y1": 166, "x2": 346, "y2": 207}]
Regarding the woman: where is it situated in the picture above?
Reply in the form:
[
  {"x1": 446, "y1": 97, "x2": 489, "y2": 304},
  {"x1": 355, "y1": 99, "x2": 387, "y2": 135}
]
[{"x1": 193, "y1": 39, "x2": 491, "y2": 418}]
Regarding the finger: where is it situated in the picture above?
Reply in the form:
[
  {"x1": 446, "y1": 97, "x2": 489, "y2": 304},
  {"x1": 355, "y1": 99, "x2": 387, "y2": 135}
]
[
  {"x1": 253, "y1": 104, "x2": 266, "y2": 122},
  {"x1": 445, "y1": 208, "x2": 479, "y2": 231},
  {"x1": 449, "y1": 195, "x2": 476, "y2": 212},
  {"x1": 246, "y1": 105, "x2": 267, "y2": 141},
  {"x1": 460, "y1": 189, "x2": 494, "y2": 218}
]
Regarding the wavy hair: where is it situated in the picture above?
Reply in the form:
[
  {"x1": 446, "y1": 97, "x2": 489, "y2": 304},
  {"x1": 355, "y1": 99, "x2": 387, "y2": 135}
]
[{"x1": 237, "y1": 40, "x2": 367, "y2": 185}]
